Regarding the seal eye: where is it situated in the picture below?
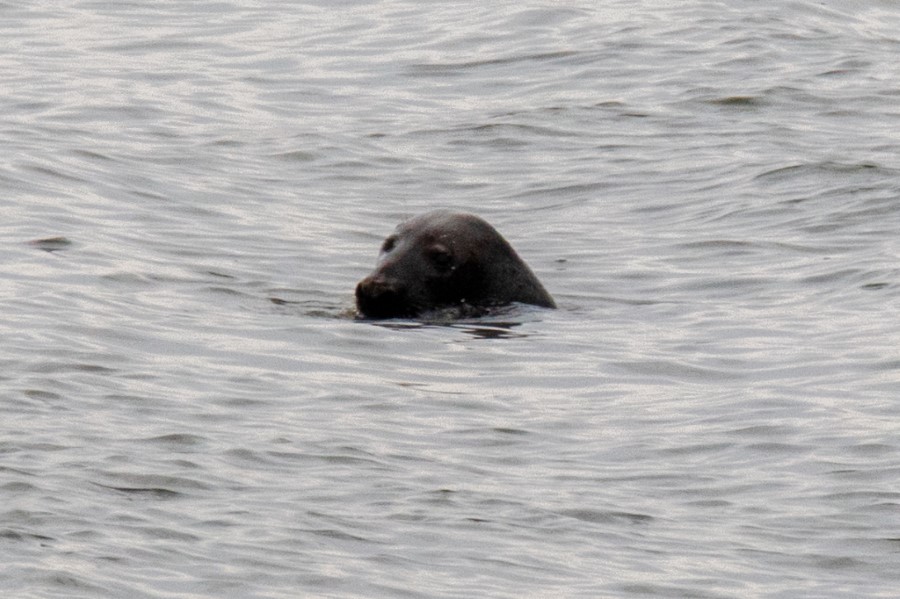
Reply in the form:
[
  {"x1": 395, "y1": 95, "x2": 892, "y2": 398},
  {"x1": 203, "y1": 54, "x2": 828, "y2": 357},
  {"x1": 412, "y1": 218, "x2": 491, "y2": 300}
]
[
  {"x1": 427, "y1": 246, "x2": 454, "y2": 273},
  {"x1": 381, "y1": 235, "x2": 398, "y2": 254}
]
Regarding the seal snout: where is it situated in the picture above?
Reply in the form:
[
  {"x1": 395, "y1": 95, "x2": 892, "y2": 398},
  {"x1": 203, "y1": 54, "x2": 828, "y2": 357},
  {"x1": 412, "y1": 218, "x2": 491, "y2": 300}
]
[{"x1": 355, "y1": 274, "x2": 408, "y2": 318}]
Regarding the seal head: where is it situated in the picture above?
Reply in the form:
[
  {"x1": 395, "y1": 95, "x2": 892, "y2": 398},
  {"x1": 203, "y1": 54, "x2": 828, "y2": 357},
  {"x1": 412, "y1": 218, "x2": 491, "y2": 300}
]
[{"x1": 355, "y1": 210, "x2": 555, "y2": 319}]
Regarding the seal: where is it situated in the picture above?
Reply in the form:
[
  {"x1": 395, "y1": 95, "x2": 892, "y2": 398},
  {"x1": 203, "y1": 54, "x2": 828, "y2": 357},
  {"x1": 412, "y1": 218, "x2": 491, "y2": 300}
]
[{"x1": 355, "y1": 210, "x2": 555, "y2": 319}]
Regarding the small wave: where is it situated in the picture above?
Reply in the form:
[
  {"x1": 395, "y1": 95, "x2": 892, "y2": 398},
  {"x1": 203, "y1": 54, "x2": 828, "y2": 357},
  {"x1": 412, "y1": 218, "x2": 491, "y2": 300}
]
[{"x1": 407, "y1": 50, "x2": 579, "y2": 76}]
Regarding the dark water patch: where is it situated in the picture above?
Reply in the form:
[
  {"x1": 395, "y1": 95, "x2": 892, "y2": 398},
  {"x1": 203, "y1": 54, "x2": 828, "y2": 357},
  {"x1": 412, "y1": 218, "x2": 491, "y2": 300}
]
[
  {"x1": 205, "y1": 285, "x2": 253, "y2": 297},
  {"x1": 820, "y1": 491, "x2": 900, "y2": 504},
  {"x1": 662, "y1": 442, "x2": 735, "y2": 457},
  {"x1": 95, "y1": 38, "x2": 222, "y2": 55},
  {"x1": 454, "y1": 427, "x2": 529, "y2": 437},
  {"x1": 559, "y1": 509, "x2": 653, "y2": 526},
  {"x1": 615, "y1": 359, "x2": 745, "y2": 383},
  {"x1": 270, "y1": 149, "x2": 317, "y2": 162},
  {"x1": 0, "y1": 528, "x2": 55, "y2": 543},
  {"x1": 28, "y1": 236, "x2": 73, "y2": 253},
  {"x1": 224, "y1": 447, "x2": 270, "y2": 465},
  {"x1": 684, "y1": 499, "x2": 733, "y2": 509},
  {"x1": 1, "y1": 481, "x2": 40, "y2": 493},
  {"x1": 815, "y1": 556, "x2": 868, "y2": 570},
  {"x1": 30, "y1": 361, "x2": 117, "y2": 375},
  {"x1": 801, "y1": 268, "x2": 867, "y2": 286},
  {"x1": 671, "y1": 275, "x2": 777, "y2": 295},
  {"x1": 0, "y1": 465, "x2": 35, "y2": 477},
  {"x1": 872, "y1": 359, "x2": 900, "y2": 372},
  {"x1": 305, "y1": 528, "x2": 375, "y2": 543},
  {"x1": 492, "y1": 427, "x2": 529, "y2": 436},
  {"x1": 44, "y1": 572, "x2": 107, "y2": 593},
  {"x1": 206, "y1": 270, "x2": 236, "y2": 279},
  {"x1": 745, "y1": 442, "x2": 810, "y2": 454},
  {"x1": 23, "y1": 163, "x2": 87, "y2": 183},
  {"x1": 70, "y1": 149, "x2": 116, "y2": 162},
  {"x1": 511, "y1": 180, "x2": 616, "y2": 201},
  {"x1": 818, "y1": 58, "x2": 873, "y2": 78},
  {"x1": 450, "y1": 323, "x2": 531, "y2": 340},
  {"x1": 728, "y1": 424, "x2": 796, "y2": 438},
  {"x1": 203, "y1": 138, "x2": 246, "y2": 148},
  {"x1": 675, "y1": 239, "x2": 757, "y2": 256},
  {"x1": 93, "y1": 471, "x2": 211, "y2": 494},
  {"x1": 135, "y1": 526, "x2": 202, "y2": 542},
  {"x1": 265, "y1": 450, "x2": 390, "y2": 470},
  {"x1": 754, "y1": 161, "x2": 888, "y2": 185},
  {"x1": 450, "y1": 427, "x2": 532, "y2": 448},
  {"x1": 407, "y1": 50, "x2": 579, "y2": 76},
  {"x1": 706, "y1": 95, "x2": 765, "y2": 107},
  {"x1": 93, "y1": 484, "x2": 183, "y2": 500},
  {"x1": 140, "y1": 433, "x2": 207, "y2": 449},
  {"x1": 467, "y1": 121, "x2": 581, "y2": 139},
  {"x1": 860, "y1": 279, "x2": 893, "y2": 291},
  {"x1": 845, "y1": 443, "x2": 895, "y2": 457},
  {"x1": 23, "y1": 389, "x2": 64, "y2": 401},
  {"x1": 771, "y1": 241, "x2": 844, "y2": 255},
  {"x1": 621, "y1": 582, "x2": 735, "y2": 598},
  {"x1": 214, "y1": 396, "x2": 270, "y2": 409}
]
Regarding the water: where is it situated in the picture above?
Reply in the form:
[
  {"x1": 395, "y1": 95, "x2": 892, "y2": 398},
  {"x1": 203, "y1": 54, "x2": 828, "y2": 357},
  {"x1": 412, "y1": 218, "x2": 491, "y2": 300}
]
[{"x1": 2, "y1": 1, "x2": 900, "y2": 597}]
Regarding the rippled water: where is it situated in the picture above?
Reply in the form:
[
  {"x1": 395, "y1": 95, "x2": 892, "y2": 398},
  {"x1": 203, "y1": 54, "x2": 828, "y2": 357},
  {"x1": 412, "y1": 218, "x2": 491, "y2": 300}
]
[{"x1": 3, "y1": 1, "x2": 900, "y2": 597}]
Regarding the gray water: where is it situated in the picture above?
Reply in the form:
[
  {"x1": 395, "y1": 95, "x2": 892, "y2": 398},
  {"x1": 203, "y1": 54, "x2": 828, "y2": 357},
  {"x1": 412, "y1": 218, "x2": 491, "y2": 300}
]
[{"x1": 2, "y1": 1, "x2": 900, "y2": 597}]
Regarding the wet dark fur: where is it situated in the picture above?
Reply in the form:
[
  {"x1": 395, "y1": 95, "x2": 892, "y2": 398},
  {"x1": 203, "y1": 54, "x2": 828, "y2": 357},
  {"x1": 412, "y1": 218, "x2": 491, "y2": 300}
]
[{"x1": 356, "y1": 210, "x2": 555, "y2": 319}]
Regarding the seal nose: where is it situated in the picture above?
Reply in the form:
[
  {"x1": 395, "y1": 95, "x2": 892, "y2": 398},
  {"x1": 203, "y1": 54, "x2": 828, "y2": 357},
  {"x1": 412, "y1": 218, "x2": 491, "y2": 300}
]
[{"x1": 355, "y1": 275, "x2": 407, "y2": 318}]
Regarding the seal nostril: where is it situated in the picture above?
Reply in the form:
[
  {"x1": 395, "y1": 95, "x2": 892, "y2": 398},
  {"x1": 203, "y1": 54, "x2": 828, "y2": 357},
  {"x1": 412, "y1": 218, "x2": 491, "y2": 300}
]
[
  {"x1": 357, "y1": 277, "x2": 390, "y2": 299},
  {"x1": 355, "y1": 276, "x2": 408, "y2": 318}
]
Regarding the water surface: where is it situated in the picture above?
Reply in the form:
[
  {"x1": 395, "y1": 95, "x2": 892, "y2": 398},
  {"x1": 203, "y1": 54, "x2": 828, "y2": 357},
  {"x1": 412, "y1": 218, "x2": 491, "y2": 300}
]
[{"x1": 2, "y1": 1, "x2": 900, "y2": 597}]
